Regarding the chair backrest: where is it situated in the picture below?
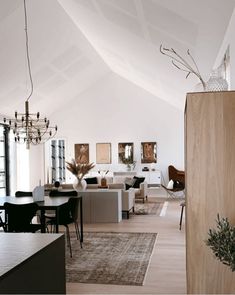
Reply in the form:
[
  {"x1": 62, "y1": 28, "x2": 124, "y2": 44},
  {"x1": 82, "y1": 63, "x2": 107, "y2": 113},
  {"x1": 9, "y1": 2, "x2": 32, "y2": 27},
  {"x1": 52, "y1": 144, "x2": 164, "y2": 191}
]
[
  {"x1": 4, "y1": 202, "x2": 39, "y2": 232},
  {"x1": 168, "y1": 165, "x2": 185, "y2": 186},
  {"x1": 49, "y1": 190, "x2": 77, "y2": 197},
  {"x1": 68, "y1": 198, "x2": 80, "y2": 223},
  {"x1": 56, "y1": 197, "x2": 79, "y2": 225},
  {"x1": 15, "y1": 191, "x2": 33, "y2": 197}
]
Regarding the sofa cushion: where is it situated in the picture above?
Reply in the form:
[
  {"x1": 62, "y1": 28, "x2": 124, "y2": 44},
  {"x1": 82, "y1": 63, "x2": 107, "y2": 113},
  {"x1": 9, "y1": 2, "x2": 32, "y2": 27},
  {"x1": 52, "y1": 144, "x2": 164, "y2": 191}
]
[
  {"x1": 173, "y1": 180, "x2": 184, "y2": 189},
  {"x1": 167, "y1": 179, "x2": 174, "y2": 189},
  {"x1": 84, "y1": 177, "x2": 98, "y2": 184},
  {"x1": 125, "y1": 177, "x2": 136, "y2": 190},
  {"x1": 132, "y1": 176, "x2": 145, "y2": 188}
]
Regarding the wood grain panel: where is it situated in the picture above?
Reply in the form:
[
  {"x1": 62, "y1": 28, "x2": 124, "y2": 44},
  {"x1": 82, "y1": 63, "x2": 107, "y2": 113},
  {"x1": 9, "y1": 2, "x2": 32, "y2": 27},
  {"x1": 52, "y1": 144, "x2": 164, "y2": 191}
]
[{"x1": 185, "y1": 91, "x2": 235, "y2": 294}]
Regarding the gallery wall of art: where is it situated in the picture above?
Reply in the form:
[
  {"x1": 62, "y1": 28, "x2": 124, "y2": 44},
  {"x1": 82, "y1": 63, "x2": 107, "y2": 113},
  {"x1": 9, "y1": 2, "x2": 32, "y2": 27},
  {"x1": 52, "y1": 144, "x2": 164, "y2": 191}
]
[
  {"x1": 24, "y1": 72, "x2": 184, "y2": 189},
  {"x1": 49, "y1": 73, "x2": 184, "y2": 183}
]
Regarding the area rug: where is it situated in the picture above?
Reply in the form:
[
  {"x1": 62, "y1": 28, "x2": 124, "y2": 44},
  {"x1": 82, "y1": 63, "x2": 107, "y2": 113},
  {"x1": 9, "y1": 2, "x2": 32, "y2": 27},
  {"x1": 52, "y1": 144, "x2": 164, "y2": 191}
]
[
  {"x1": 134, "y1": 201, "x2": 163, "y2": 215},
  {"x1": 66, "y1": 231, "x2": 157, "y2": 286}
]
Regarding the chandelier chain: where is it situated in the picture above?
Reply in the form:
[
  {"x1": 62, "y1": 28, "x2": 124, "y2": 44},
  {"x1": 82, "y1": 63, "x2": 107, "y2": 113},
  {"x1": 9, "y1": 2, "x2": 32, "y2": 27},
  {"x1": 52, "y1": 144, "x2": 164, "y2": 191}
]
[{"x1": 23, "y1": 0, "x2": 33, "y2": 101}]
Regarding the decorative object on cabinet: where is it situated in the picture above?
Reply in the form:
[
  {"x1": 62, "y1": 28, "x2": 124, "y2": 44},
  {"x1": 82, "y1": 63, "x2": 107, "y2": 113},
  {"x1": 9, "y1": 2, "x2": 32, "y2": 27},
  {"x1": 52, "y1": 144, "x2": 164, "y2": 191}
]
[
  {"x1": 96, "y1": 143, "x2": 111, "y2": 164},
  {"x1": 98, "y1": 170, "x2": 109, "y2": 187},
  {"x1": 160, "y1": 44, "x2": 206, "y2": 90},
  {"x1": 160, "y1": 45, "x2": 229, "y2": 92},
  {"x1": 185, "y1": 91, "x2": 235, "y2": 293},
  {"x1": 66, "y1": 158, "x2": 95, "y2": 191},
  {"x1": 206, "y1": 68, "x2": 228, "y2": 91},
  {"x1": 75, "y1": 143, "x2": 89, "y2": 164},
  {"x1": 141, "y1": 142, "x2": 157, "y2": 163},
  {"x1": 118, "y1": 142, "x2": 134, "y2": 167},
  {"x1": 206, "y1": 214, "x2": 235, "y2": 272}
]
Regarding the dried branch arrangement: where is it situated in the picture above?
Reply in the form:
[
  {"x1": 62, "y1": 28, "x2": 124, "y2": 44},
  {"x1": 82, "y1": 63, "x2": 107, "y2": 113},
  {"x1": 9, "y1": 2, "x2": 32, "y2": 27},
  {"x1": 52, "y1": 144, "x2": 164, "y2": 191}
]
[
  {"x1": 160, "y1": 45, "x2": 206, "y2": 90},
  {"x1": 66, "y1": 158, "x2": 95, "y2": 180}
]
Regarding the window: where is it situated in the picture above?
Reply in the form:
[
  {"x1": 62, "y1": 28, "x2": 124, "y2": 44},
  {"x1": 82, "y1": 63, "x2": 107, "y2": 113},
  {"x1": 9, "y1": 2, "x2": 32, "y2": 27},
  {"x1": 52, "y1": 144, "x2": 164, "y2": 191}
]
[
  {"x1": 0, "y1": 124, "x2": 10, "y2": 196},
  {"x1": 50, "y1": 139, "x2": 66, "y2": 183}
]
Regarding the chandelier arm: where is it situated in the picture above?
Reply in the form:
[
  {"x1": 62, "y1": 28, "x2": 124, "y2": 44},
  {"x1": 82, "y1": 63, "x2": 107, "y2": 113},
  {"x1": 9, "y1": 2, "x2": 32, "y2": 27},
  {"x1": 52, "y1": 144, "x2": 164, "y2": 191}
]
[{"x1": 24, "y1": 0, "x2": 33, "y2": 101}]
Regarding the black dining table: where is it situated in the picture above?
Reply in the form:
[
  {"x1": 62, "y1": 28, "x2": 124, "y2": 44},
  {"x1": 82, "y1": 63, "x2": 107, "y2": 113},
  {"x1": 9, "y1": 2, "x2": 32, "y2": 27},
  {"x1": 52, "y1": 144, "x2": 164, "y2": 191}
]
[{"x1": 0, "y1": 196, "x2": 83, "y2": 242}]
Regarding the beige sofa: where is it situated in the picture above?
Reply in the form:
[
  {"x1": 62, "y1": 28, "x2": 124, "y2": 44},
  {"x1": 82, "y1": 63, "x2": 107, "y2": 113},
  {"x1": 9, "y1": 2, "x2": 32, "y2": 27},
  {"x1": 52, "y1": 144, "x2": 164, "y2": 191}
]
[
  {"x1": 134, "y1": 181, "x2": 148, "y2": 203},
  {"x1": 44, "y1": 181, "x2": 135, "y2": 219},
  {"x1": 108, "y1": 183, "x2": 135, "y2": 218}
]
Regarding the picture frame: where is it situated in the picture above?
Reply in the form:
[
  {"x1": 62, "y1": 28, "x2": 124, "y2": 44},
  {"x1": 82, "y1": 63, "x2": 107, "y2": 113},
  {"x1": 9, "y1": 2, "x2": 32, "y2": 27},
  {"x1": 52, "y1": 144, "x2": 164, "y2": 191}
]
[
  {"x1": 118, "y1": 142, "x2": 134, "y2": 164},
  {"x1": 74, "y1": 143, "x2": 89, "y2": 164},
  {"x1": 141, "y1": 142, "x2": 157, "y2": 163},
  {"x1": 96, "y1": 143, "x2": 112, "y2": 164}
]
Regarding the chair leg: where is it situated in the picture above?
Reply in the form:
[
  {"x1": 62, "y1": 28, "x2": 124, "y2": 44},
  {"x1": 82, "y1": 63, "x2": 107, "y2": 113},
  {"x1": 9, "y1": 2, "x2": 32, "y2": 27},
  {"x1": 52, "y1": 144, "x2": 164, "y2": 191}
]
[
  {"x1": 74, "y1": 222, "x2": 83, "y2": 248},
  {"x1": 65, "y1": 225, "x2": 72, "y2": 257},
  {"x1": 179, "y1": 205, "x2": 185, "y2": 230}
]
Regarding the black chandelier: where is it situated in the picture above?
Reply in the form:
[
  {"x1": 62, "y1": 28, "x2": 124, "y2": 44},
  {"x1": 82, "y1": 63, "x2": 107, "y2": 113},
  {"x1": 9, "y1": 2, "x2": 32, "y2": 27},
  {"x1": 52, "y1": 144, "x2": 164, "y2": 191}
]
[{"x1": 3, "y1": 0, "x2": 57, "y2": 149}]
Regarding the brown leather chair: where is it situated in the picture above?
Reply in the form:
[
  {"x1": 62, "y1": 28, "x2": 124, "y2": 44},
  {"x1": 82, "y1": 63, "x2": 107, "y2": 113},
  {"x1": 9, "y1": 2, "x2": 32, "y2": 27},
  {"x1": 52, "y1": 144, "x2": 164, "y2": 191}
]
[
  {"x1": 162, "y1": 165, "x2": 185, "y2": 198},
  {"x1": 162, "y1": 165, "x2": 185, "y2": 230}
]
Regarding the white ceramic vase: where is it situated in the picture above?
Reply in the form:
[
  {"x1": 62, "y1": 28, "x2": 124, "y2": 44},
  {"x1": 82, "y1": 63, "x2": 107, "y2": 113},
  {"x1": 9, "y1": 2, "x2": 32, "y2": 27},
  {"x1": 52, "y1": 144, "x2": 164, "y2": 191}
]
[{"x1": 73, "y1": 178, "x2": 87, "y2": 191}]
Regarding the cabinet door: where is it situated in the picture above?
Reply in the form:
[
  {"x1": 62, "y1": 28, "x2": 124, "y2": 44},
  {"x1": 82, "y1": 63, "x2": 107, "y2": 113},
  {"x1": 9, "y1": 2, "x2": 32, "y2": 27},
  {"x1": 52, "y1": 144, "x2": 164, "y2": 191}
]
[
  {"x1": 140, "y1": 171, "x2": 161, "y2": 184},
  {"x1": 149, "y1": 171, "x2": 161, "y2": 184}
]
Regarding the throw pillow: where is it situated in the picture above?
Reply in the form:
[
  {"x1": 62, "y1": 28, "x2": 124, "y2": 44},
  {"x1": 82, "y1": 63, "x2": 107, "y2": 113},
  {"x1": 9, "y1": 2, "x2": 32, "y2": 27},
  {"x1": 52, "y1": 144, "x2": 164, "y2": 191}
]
[
  {"x1": 125, "y1": 177, "x2": 135, "y2": 190},
  {"x1": 173, "y1": 180, "x2": 184, "y2": 189},
  {"x1": 132, "y1": 176, "x2": 145, "y2": 188},
  {"x1": 84, "y1": 177, "x2": 98, "y2": 184},
  {"x1": 167, "y1": 179, "x2": 174, "y2": 189}
]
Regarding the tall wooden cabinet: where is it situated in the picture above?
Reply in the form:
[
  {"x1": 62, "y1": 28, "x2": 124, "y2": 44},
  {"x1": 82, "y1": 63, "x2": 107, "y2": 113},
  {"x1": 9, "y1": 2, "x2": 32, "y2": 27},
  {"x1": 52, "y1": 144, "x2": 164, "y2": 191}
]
[{"x1": 185, "y1": 91, "x2": 235, "y2": 294}]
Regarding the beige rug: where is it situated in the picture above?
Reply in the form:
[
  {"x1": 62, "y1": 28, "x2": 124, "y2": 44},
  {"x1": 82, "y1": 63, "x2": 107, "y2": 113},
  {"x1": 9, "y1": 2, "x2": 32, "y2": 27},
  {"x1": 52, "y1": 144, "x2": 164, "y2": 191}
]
[
  {"x1": 66, "y1": 232, "x2": 157, "y2": 286},
  {"x1": 134, "y1": 201, "x2": 163, "y2": 215}
]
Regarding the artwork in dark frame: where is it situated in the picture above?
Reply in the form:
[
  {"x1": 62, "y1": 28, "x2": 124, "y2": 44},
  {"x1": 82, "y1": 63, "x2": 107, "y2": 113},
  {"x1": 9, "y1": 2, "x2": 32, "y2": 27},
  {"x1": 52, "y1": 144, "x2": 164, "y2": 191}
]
[
  {"x1": 75, "y1": 143, "x2": 89, "y2": 164},
  {"x1": 141, "y1": 142, "x2": 157, "y2": 163}
]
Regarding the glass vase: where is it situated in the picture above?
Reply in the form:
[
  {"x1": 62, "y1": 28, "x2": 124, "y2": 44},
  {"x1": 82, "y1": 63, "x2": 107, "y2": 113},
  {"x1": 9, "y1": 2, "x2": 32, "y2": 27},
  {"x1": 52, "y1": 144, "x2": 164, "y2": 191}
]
[
  {"x1": 205, "y1": 69, "x2": 228, "y2": 92},
  {"x1": 73, "y1": 178, "x2": 87, "y2": 191}
]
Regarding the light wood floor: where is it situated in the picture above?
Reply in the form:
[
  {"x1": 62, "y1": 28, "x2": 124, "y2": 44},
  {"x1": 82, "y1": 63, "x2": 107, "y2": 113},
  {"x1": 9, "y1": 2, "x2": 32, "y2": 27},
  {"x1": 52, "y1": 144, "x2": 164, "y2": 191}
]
[{"x1": 67, "y1": 194, "x2": 186, "y2": 294}]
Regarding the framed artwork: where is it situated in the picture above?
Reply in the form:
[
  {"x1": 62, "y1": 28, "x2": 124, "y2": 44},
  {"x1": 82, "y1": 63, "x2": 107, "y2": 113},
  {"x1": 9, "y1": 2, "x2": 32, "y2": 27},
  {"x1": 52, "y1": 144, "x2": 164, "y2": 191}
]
[
  {"x1": 96, "y1": 143, "x2": 112, "y2": 164},
  {"x1": 141, "y1": 142, "x2": 157, "y2": 163},
  {"x1": 74, "y1": 143, "x2": 89, "y2": 164},
  {"x1": 118, "y1": 142, "x2": 134, "y2": 164}
]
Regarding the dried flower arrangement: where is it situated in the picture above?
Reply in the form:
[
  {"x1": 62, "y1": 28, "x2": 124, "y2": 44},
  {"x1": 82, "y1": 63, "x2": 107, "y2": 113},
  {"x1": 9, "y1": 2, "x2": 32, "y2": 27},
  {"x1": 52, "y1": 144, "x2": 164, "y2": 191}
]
[
  {"x1": 66, "y1": 158, "x2": 95, "y2": 180},
  {"x1": 160, "y1": 45, "x2": 206, "y2": 90},
  {"x1": 206, "y1": 214, "x2": 235, "y2": 271},
  {"x1": 98, "y1": 170, "x2": 109, "y2": 178}
]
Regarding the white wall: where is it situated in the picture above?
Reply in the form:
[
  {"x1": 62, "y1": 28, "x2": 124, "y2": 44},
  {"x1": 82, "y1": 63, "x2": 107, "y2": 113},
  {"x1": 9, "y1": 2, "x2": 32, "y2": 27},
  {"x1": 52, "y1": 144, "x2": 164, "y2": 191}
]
[
  {"x1": 214, "y1": 8, "x2": 235, "y2": 88},
  {"x1": 28, "y1": 144, "x2": 45, "y2": 189},
  {"x1": 50, "y1": 72, "x2": 184, "y2": 183},
  {"x1": 14, "y1": 143, "x2": 44, "y2": 192}
]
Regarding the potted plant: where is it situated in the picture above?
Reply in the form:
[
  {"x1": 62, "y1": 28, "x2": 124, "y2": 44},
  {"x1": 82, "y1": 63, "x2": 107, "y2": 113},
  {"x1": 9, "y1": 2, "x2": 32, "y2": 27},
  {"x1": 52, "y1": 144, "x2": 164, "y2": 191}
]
[{"x1": 206, "y1": 214, "x2": 235, "y2": 271}]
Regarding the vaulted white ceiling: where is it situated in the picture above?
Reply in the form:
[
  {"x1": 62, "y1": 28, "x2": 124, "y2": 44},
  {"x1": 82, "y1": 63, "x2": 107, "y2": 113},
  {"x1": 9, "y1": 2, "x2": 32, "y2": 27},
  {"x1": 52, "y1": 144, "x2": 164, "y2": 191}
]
[{"x1": 0, "y1": 0, "x2": 234, "y2": 116}]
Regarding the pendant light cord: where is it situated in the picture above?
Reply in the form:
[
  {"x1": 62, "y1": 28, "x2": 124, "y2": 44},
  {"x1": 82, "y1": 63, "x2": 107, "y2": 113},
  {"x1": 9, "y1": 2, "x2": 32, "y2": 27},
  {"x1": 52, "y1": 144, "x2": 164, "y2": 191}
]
[{"x1": 24, "y1": 0, "x2": 33, "y2": 101}]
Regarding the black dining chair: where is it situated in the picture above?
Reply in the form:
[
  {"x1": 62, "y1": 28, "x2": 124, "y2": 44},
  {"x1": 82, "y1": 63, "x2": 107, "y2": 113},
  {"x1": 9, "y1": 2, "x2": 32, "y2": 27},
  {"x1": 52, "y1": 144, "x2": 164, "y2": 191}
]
[
  {"x1": 46, "y1": 190, "x2": 78, "y2": 220},
  {"x1": 0, "y1": 214, "x2": 5, "y2": 231},
  {"x1": 46, "y1": 197, "x2": 82, "y2": 257},
  {"x1": 4, "y1": 202, "x2": 42, "y2": 233},
  {"x1": 15, "y1": 191, "x2": 33, "y2": 197}
]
